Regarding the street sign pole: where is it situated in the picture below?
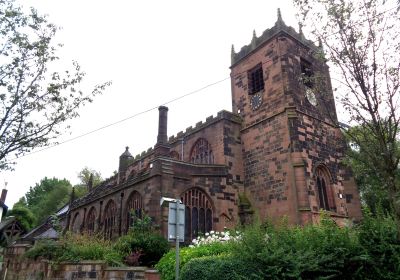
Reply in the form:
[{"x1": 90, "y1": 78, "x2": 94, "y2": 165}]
[{"x1": 160, "y1": 197, "x2": 185, "y2": 280}]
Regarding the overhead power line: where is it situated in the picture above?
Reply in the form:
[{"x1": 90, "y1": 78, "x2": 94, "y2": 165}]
[{"x1": 5, "y1": 4, "x2": 399, "y2": 162}]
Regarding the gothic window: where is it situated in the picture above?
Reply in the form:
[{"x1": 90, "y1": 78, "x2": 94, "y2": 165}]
[
  {"x1": 86, "y1": 207, "x2": 96, "y2": 235},
  {"x1": 181, "y1": 188, "x2": 213, "y2": 241},
  {"x1": 125, "y1": 191, "x2": 143, "y2": 232},
  {"x1": 248, "y1": 63, "x2": 264, "y2": 94},
  {"x1": 315, "y1": 166, "x2": 336, "y2": 212},
  {"x1": 300, "y1": 58, "x2": 314, "y2": 88},
  {"x1": 103, "y1": 200, "x2": 117, "y2": 239},
  {"x1": 190, "y1": 138, "x2": 214, "y2": 164},
  {"x1": 71, "y1": 212, "x2": 81, "y2": 233}
]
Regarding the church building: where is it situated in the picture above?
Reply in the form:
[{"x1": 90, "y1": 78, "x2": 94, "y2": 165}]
[{"x1": 66, "y1": 10, "x2": 362, "y2": 242}]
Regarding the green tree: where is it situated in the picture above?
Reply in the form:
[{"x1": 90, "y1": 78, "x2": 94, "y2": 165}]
[
  {"x1": 344, "y1": 126, "x2": 399, "y2": 214},
  {"x1": 6, "y1": 205, "x2": 35, "y2": 230},
  {"x1": 0, "y1": 0, "x2": 111, "y2": 171},
  {"x1": 293, "y1": 0, "x2": 400, "y2": 233},
  {"x1": 24, "y1": 177, "x2": 72, "y2": 226},
  {"x1": 73, "y1": 167, "x2": 103, "y2": 198},
  {"x1": 77, "y1": 167, "x2": 102, "y2": 188}
]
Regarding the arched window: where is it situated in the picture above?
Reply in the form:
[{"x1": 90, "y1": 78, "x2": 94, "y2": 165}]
[
  {"x1": 315, "y1": 166, "x2": 336, "y2": 212},
  {"x1": 181, "y1": 188, "x2": 213, "y2": 241},
  {"x1": 71, "y1": 212, "x2": 81, "y2": 233},
  {"x1": 125, "y1": 191, "x2": 143, "y2": 232},
  {"x1": 190, "y1": 138, "x2": 214, "y2": 164},
  {"x1": 86, "y1": 207, "x2": 96, "y2": 235},
  {"x1": 103, "y1": 200, "x2": 117, "y2": 239}
]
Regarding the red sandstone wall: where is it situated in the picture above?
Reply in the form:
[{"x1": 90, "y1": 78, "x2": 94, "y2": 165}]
[{"x1": 231, "y1": 32, "x2": 361, "y2": 225}]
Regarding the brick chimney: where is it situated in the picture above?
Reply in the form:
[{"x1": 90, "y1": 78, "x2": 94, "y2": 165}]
[{"x1": 154, "y1": 106, "x2": 170, "y2": 156}]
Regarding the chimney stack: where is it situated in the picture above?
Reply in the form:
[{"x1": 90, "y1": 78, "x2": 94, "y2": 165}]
[
  {"x1": 154, "y1": 106, "x2": 170, "y2": 156},
  {"x1": 0, "y1": 189, "x2": 7, "y2": 204},
  {"x1": 157, "y1": 106, "x2": 168, "y2": 144}
]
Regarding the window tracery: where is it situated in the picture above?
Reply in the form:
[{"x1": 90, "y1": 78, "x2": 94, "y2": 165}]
[
  {"x1": 103, "y1": 200, "x2": 117, "y2": 239},
  {"x1": 125, "y1": 191, "x2": 143, "y2": 232},
  {"x1": 86, "y1": 207, "x2": 96, "y2": 235},
  {"x1": 315, "y1": 166, "x2": 336, "y2": 212},
  {"x1": 181, "y1": 188, "x2": 213, "y2": 241},
  {"x1": 190, "y1": 138, "x2": 214, "y2": 164}
]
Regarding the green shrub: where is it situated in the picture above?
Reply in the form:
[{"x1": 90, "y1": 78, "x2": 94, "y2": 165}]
[
  {"x1": 114, "y1": 231, "x2": 169, "y2": 266},
  {"x1": 58, "y1": 234, "x2": 123, "y2": 266},
  {"x1": 24, "y1": 239, "x2": 64, "y2": 261},
  {"x1": 356, "y1": 213, "x2": 400, "y2": 279},
  {"x1": 24, "y1": 234, "x2": 123, "y2": 266},
  {"x1": 155, "y1": 242, "x2": 230, "y2": 280},
  {"x1": 113, "y1": 212, "x2": 169, "y2": 266},
  {"x1": 231, "y1": 217, "x2": 366, "y2": 279},
  {"x1": 180, "y1": 255, "x2": 262, "y2": 280}
]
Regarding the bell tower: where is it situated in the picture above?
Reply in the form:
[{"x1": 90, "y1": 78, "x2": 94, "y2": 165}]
[{"x1": 231, "y1": 9, "x2": 362, "y2": 225}]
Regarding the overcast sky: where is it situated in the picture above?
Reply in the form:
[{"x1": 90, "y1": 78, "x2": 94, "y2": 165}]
[{"x1": 3, "y1": 0, "x2": 306, "y2": 207}]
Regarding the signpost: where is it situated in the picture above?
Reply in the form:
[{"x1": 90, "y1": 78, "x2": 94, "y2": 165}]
[{"x1": 160, "y1": 197, "x2": 185, "y2": 280}]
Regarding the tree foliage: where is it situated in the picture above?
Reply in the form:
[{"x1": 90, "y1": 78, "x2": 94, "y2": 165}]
[
  {"x1": 24, "y1": 177, "x2": 71, "y2": 226},
  {"x1": 293, "y1": 0, "x2": 400, "y2": 231},
  {"x1": 0, "y1": 0, "x2": 111, "y2": 170},
  {"x1": 77, "y1": 166, "x2": 102, "y2": 188},
  {"x1": 6, "y1": 204, "x2": 35, "y2": 230},
  {"x1": 344, "y1": 125, "x2": 399, "y2": 214}
]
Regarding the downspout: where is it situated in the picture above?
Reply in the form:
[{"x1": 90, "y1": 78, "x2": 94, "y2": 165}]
[{"x1": 119, "y1": 192, "x2": 124, "y2": 236}]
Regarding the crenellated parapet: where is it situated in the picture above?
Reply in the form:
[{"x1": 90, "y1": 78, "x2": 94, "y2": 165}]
[
  {"x1": 231, "y1": 8, "x2": 318, "y2": 67},
  {"x1": 167, "y1": 110, "x2": 241, "y2": 144}
]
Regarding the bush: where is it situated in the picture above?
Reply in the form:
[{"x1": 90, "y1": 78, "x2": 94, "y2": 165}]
[
  {"x1": 356, "y1": 213, "x2": 400, "y2": 279},
  {"x1": 58, "y1": 234, "x2": 123, "y2": 266},
  {"x1": 155, "y1": 242, "x2": 230, "y2": 280},
  {"x1": 112, "y1": 212, "x2": 169, "y2": 266},
  {"x1": 24, "y1": 234, "x2": 123, "y2": 266},
  {"x1": 114, "y1": 231, "x2": 169, "y2": 266},
  {"x1": 24, "y1": 239, "x2": 64, "y2": 261},
  {"x1": 230, "y1": 217, "x2": 366, "y2": 279},
  {"x1": 180, "y1": 255, "x2": 262, "y2": 280}
]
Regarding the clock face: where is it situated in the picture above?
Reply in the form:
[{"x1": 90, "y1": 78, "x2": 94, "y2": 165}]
[
  {"x1": 250, "y1": 93, "x2": 263, "y2": 110},
  {"x1": 305, "y1": 88, "x2": 318, "y2": 106}
]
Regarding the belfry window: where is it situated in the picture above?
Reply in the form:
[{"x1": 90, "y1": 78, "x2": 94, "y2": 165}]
[
  {"x1": 86, "y1": 207, "x2": 96, "y2": 235},
  {"x1": 248, "y1": 63, "x2": 264, "y2": 94},
  {"x1": 300, "y1": 58, "x2": 314, "y2": 88},
  {"x1": 126, "y1": 191, "x2": 143, "y2": 232},
  {"x1": 103, "y1": 200, "x2": 117, "y2": 239},
  {"x1": 181, "y1": 188, "x2": 213, "y2": 241},
  {"x1": 190, "y1": 138, "x2": 214, "y2": 164},
  {"x1": 315, "y1": 166, "x2": 336, "y2": 212}
]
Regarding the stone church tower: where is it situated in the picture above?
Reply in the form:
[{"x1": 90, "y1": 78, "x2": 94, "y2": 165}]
[
  {"x1": 230, "y1": 10, "x2": 362, "y2": 225},
  {"x1": 20, "y1": 10, "x2": 362, "y2": 245}
]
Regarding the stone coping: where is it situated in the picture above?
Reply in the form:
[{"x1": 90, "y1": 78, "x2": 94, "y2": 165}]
[{"x1": 104, "y1": 266, "x2": 148, "y2": 271}]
